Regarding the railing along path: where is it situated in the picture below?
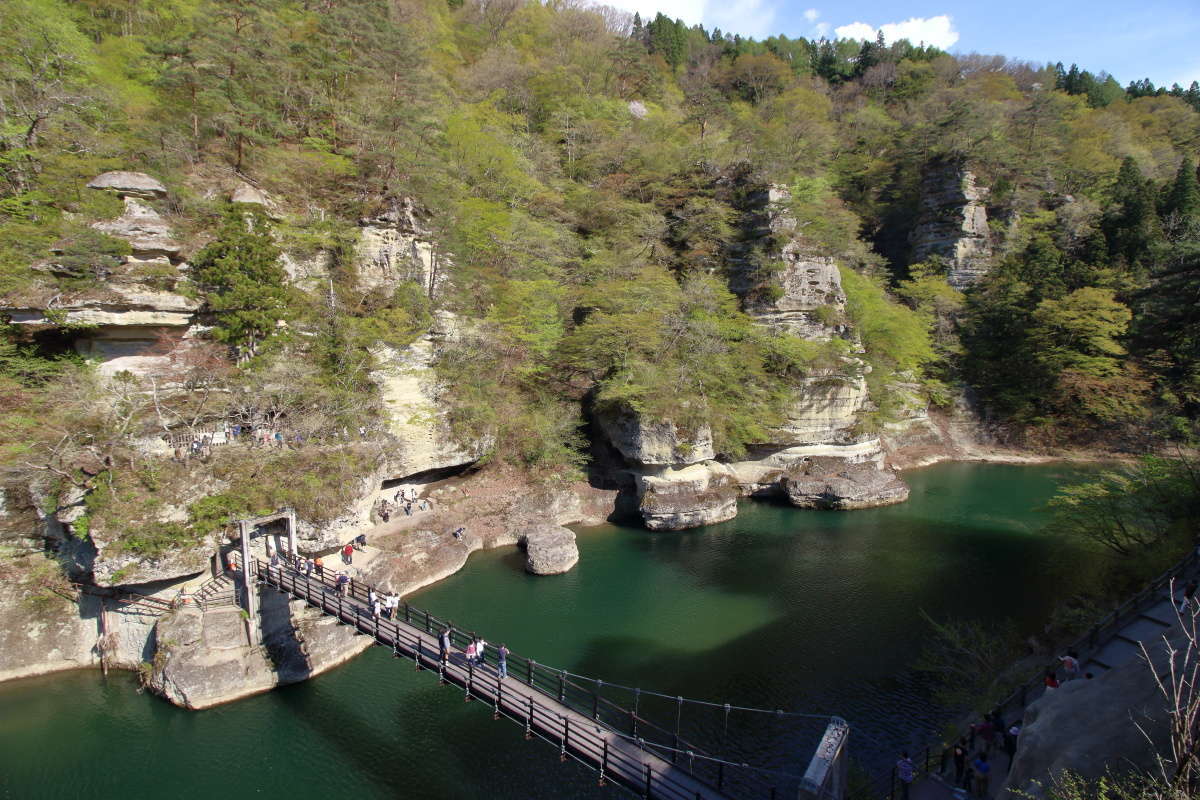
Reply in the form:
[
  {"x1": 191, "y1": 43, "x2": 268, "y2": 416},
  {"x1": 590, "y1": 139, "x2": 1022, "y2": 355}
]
[
  {"x1": 252, "y1": 557, "x2": 820, "y2": 800},
  {"x1": 879, "y1": 546, "x2": 1200, "y2": 799}
]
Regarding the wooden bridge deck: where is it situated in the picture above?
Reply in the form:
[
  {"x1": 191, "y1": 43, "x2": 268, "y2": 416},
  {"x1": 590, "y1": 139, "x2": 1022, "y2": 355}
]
[{"x1": 256, "y1": 561, "x2": 736, "y2": 800}]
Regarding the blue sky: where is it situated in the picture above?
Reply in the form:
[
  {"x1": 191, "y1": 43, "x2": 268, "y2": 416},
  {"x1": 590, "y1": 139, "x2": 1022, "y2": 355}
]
[{"x1": 612, "y1": 0, "x2": 1200, "y2": 88}]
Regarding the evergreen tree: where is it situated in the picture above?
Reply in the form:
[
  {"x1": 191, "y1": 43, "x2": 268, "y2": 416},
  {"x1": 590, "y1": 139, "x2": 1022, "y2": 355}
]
[
  {"x1": 1163, "y1": 158, "x2": 1200, "y2": 224},
  {"x1": 191, "y1": 207, "x2": 289, "y2": 357},
  {"x1": 1104, "y1": 157, "x2": 1162, "y2": 269}
]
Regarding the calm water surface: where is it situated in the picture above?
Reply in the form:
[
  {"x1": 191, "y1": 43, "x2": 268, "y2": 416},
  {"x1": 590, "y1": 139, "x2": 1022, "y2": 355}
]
[{"x1": 0, "y1": 463, "x2": 1098, "y2": 799}]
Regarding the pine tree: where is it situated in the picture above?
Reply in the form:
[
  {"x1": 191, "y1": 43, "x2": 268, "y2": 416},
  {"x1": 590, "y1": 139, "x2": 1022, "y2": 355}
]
[
  {"x1": 1163, "y1": 158, "x2": 1200, "y2": 224},
  {"x1": 1104, "y1": 157, "x2": 1162, "y2": 269},
  {"x1": 191, "y1": 206, "x2": 290, "y2": 357}
]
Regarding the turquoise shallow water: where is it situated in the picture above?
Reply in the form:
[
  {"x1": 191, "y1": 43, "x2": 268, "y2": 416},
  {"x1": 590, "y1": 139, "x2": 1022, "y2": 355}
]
[{"x1": 0, "y1": 462, "x2": 1096, "y2": 799}]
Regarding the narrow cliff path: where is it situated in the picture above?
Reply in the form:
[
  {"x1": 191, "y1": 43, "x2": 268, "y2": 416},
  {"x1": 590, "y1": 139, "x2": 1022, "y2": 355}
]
[{"x1": 909, "y1": 556, "x2": 1200, "y2": 800}]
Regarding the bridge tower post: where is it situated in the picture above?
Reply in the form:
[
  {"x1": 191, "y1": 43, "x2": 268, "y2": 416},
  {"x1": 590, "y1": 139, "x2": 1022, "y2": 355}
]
[
  {"x1": 284, "y1": 508, "x2": 298, "y2": 558},
  {"x1": 237, "y1": 520, "x2": 258, "y2": 644},
  {"x1": 799, "y1": 717, "x2": 849, "y2": 800}
]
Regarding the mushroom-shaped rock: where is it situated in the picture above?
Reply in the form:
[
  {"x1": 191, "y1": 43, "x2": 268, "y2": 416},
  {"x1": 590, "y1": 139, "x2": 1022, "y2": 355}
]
[
  {"x1": 86, "y1": 171, "x2": 167, "y2": 198},
  {"x1": 521, "y1": 523, "x2": 579, "y2": 575},
  {"x1": 230, "y1": 181, "x2": 272, "y2": 207},
  {"x1": 637, "y1": 461, "x2": 739, "y2": 530},
  {"x1": 782, "y1": 461, "x2": 909, "y2": 510}
]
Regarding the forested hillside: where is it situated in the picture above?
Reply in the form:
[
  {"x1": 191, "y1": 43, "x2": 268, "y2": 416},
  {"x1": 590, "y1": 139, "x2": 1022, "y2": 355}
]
[{"x1": 2, "y1": 0, "x2": 1199, "y2": 496}]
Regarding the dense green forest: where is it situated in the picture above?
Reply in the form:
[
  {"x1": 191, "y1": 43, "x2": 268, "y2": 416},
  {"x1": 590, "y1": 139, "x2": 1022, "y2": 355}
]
[{"x1": 2, "y1": 0, "x2": 1199, "y2": 493}]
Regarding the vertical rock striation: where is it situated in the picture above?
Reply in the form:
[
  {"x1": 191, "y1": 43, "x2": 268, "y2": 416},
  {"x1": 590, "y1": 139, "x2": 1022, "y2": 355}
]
[{"x1": 909, "y1": 160, "x2": 993, "y2": 288}]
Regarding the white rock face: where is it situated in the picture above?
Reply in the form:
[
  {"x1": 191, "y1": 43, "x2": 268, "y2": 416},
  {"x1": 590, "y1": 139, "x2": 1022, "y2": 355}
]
[
  {"x1": 596, "y1": 407, "x2": 714, "y2": 467},
  {"x1": 355, "y1": 200, "x2": 444, "y2": 296},
  {"x1": 230, "y1": 181, "x2": 273, "y2": 208},
  {"x1": 93, "y1": 197, "x2": 182, "y2": 257},
  {"x1": 773, "y1": 372, "x2": 870, "y2": 446},
  {"x1": 280, "y1": 249, "x2": 332, "y2": 293},
  {"x1": 86, "y1": 171, "x2": 167, "y2": 198},
  {"x1": 370, "y1": 315, "x2": 485, "y2": 479},
  {"x1": 909, "y1": 162, "x2": 993, "y2": 288},
  {"x1": 730, "y1": 184, "x2": 851, "y2": 340}
]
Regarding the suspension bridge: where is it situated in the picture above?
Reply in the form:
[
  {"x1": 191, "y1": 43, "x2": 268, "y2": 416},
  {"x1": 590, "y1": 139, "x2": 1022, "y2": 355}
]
[{"x1": 245, "y1": 555, "x2": 850, "y2": 800}]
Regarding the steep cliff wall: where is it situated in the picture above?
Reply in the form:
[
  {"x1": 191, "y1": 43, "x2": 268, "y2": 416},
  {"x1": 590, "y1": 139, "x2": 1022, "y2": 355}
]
[
  {"x1": 594, "y1": 182, "x2": 910, "y2": 531},
  {"x1": 909, "y1": 160, "x2": 994, "y2": 288}
]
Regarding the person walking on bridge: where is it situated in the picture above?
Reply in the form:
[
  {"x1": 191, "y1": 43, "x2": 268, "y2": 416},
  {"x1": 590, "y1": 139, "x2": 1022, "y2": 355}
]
[
  {"x1": 439, "y1": 627, "x2": 452, "y2": 664},
  {"x1": 476, "y1": 637, "x2": 487, "y2": 667},
  {"x1": 497, "y1": 644, "x2": 509, "y2": 679},
  {"x1": 895, "y1": 753, "x2": 914, "y2": 800}
]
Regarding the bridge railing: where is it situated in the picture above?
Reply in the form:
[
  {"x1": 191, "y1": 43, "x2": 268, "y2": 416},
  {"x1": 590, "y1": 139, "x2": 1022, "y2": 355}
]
[
  {"x1": 255, "y1": 559, "x2": 718, "y2": 800},
  {"x1": 253, "y1": 557, "x2": 809, "y2": 799}
]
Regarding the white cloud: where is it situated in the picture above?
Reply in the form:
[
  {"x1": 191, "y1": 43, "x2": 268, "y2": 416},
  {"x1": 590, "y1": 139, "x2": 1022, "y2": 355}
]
[
  {"x1": 611, "y1": 0, "x2": 707, "y2": 25},
  {"x1": 709, "y1": 0, "x2": 778, "y2": 39},
  {"x1": 803, "y1": 8, "x2": 820, "y2": 23},
  {"x1": 835, "y1": 14, "x2": 959, "y2": 50},
  {"x1": 833, "y1": 21, "x2": 876, "y2": 41},
  {"x1": 814, "y1": 21, "x2": 830, "y2": 37},
  {"x1": 610, "y1": 0, "x2": 779, "y2": 38}
]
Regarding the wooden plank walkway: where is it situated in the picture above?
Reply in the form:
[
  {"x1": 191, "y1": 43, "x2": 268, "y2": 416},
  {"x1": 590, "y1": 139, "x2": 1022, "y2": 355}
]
[{"x1": 255, "y1": 561, "x2": 736, "y2": 800}]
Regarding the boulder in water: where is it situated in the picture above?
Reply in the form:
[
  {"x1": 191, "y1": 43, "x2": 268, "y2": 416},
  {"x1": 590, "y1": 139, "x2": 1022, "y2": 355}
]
[
  {"x1": 522, "y1": 523, "x2": 579, "y2": 575},
  {"x1": 782, "y1": 460, "x2": 909, "y2": 510}
]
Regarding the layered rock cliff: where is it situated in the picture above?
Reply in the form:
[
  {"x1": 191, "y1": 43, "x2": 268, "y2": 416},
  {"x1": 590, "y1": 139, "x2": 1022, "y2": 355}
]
[
  {"x1": 594, "y1": 182, "x2": 909, "y2": 530},
  {"x1": 909, "y1": 160, "x2": 994, "y2": 288},
  {"x1": 6, "y1": 171, "x2": 201, "y2": 376}
]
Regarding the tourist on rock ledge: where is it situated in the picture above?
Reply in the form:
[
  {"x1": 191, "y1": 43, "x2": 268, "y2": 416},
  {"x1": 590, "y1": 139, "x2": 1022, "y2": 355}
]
[{"x1": 342, "y1": 542, "x2": 354, "y2": 565}]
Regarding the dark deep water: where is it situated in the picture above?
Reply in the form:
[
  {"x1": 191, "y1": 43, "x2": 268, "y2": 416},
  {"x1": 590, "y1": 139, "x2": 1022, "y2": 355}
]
[{"x1": 0, "y1": 462, "x2": 1099, "y2": 799}]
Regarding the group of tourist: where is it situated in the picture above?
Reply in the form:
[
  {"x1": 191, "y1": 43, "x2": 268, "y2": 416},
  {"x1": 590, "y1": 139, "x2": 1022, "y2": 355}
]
[
  {"x1": 367, "y1": 587, "x2": 401, "y2": 619},
  {"x1": 341, "y1": 534, "x2": 367, "y2": 564},
  {"x1": 271, "y1": 551, "x2": 327, "y2": 578},
  {"x1": 895, "y1": 711, "x2": 1021, "y2": 799},
  {"x1": 437, "y1": 627, "x2": 510, "y2": 678},
  {"x1": 376, "y1": 488, "x2": 434, "y2": 522}
]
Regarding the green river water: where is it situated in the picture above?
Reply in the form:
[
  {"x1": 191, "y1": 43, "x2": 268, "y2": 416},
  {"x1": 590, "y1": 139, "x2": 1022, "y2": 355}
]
[{"x1": 0, "y1": 462, "x2": 1099, "y2": 799}]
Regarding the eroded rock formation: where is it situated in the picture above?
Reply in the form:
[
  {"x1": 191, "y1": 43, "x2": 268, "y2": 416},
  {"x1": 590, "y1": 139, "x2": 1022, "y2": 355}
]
[
  {"x1": 909, "y1": 160, "x2": 993, "y2": 288},
  {"x1": 522, "y1": 522, "x2": 579, "y2": 574},
  {"x1": 782, "y1": 458, "x2": 909, "y2": 510},
  {"x1": 6, "y1": 171, "x2": 199, "y2": 376},
  {"x1": 729, "y1": 184, "x2": 850, "y2": 341},
  {"x1": 355, "y1": 198, "x2": 444, "y2": 296}
]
